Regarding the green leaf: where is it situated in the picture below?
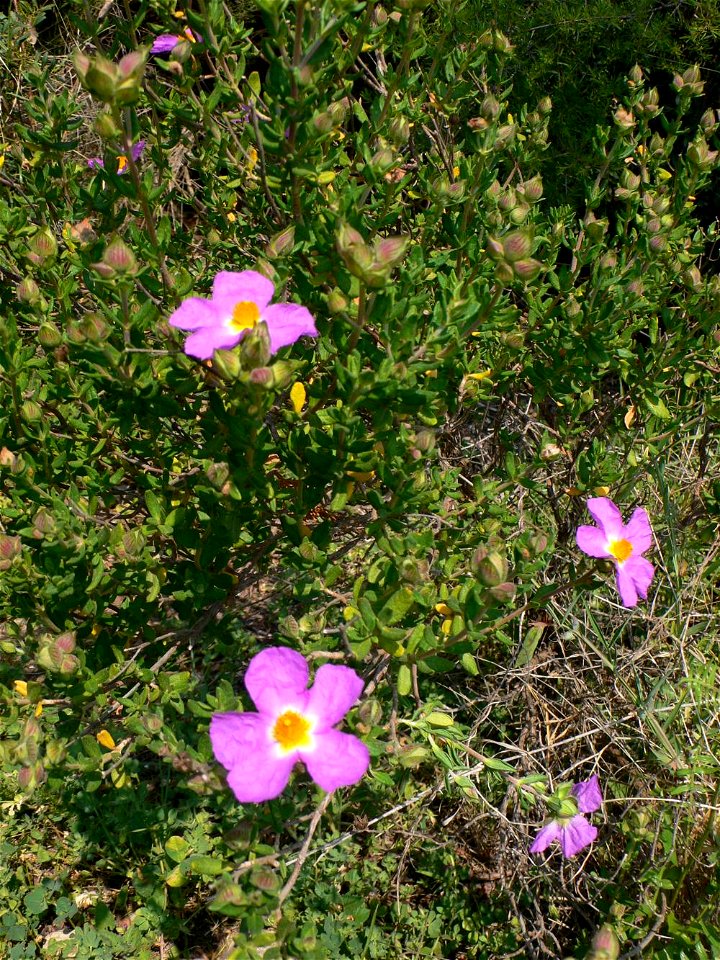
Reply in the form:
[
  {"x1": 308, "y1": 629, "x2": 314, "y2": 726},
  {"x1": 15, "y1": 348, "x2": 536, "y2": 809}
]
[
  {"x1": 378, "y1": 587, "x2": 414, "y2": 626},
  {"x1": 165, "y1": 836, "x2": 190, "y2": 863},
  {"x1": 397, "y1": 664, "x2": 412, "y2": 696}
]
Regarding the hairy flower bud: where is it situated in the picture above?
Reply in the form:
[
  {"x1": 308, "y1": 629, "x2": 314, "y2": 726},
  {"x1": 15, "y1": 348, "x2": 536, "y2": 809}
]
[
  {"x1": 212, "y1": 348, "x2": 243, "y2": 380},
  {"x1": 16, "y1": 277, "x2": 41, "y2": 305},
  {"x1": 688, "y1": 138, "x2": 718, "y2": 171},
  {"x1": 502, "y1": 230, "x2": 533, "y2": 262},
  {"x1": 512, "y1": 258, "x2": 542, "y2": 282},
  {"x1": 206, "y1": 462, "x2": 230, "y2": 489},
  {"x1": 0, "y1": 535, "x2": 21, "y2": 569},
  {"x1": 613, "y1": 106, "x2": 635, "y2": 130},
  {"x1": 520, "y1": 175, "x2": 543, "y2": 202},
  {"x1": 374, "y1": 235, "x2": 409, "y2": 267},
  {"x1": 486, "y1": 236, "x2": 504, "y2": 260},
  {"x1": 21, "y1": 400, "x2": 42, "y2": 423},
  {"x1": 473, "y1": 546, "x2": 508, "y2": 586},
  {"x1": 32, "y1": 506, "x2": 57, "y2": 538},
  {"x1": 585, "y1": 926, "x2": 620, "y2": 960},
  {"x1": 102, "y1": 236, "x2": 138, "y2": 276},
  {"x1": 26, "y1": 228, "x2": 57, "y2": 266},
  {"x1": 628, "y1": 63, "x2": 643, "y2": 85},
  {"x1": 388, "y1": 116, "x2": 411, "y2": 144},
  {"x1": 248, "y1": 366, "x2": 274, "y2": 387},
  {"x1": 265, "y1": 226, "x2": 295, "y2": 259},
  {"x1": 480, "y1": 93, "x2": 500, "y2": 120},
  {"x1": 38, "y1": 323, "x2": 62, "y2": 348},
  {"x1": 537, "y1": 96, "x2": 552, "y2": 115}
]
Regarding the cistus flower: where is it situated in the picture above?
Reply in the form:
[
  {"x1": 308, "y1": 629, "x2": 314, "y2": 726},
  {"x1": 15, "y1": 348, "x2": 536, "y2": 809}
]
[
  {"x1": 576, "y1": 497, "x2": 654, "y2": 607},
  {"x1": 210, "y1": 647, "x2": 370, "y2": 803},
  {"x1": 530, "y1": 775, "x2": 603, "y2": 859},
  {"x1": 167, "y1": 269, "x2": 318, "y2": 360},
  {"x1": 88, "y1": 139, "x2": 146, "y2": 174},
  {"x1": 151, "y1": 27, "x2": 200, "y2": 54}
]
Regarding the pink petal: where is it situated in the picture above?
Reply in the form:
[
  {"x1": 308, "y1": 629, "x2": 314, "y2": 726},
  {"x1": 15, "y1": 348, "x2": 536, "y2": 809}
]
[
  {"x1": 576, "y1": 525, "x2": 611, "y2": 558},
  {"x1": 210, "y1": 712, "x2": 296, "y2": 803},
  {"x1": 306, "y1": 664, "x2": 364, "y2": 731},
  {"x1": 151, "y1": 34, "x2": 181, "y2": 54},
  {"x1": 131, "y1": 140, "x2": 146, "y2": 162},
  {"x1": 88, "y1": 157, "x2": 104, "y2": 169},
  {"x1": 212, "y1": 270, "x2": 275, "y2": 317},
  {"x1": 262, "y1": 303, "x2": 319, "y2": 353},
  {"x1": 624, "y1": 555, "x2": 654, "y2": 600},
  {"x1": 615, "y1": 564, "x2": 639, "y2": 607},
  {"x1": 529, "y1": 821, "x2": 562, "y2": 854},
  {"x1": 559, "y1": 815, "x2": 597, "y2": 858},
  {"x1": 572, "y1": 774, "x2": 603, "y2": 814},
  {"x1": 244, "y1": 647, "x2": 310, "y2": 716},
  {"x1": 168, "y1": 298, "x2": 219, "y2": 331},
  {"x1": 300, "y1": 729, "x2": 369, "y2": 792},
  {"x1": 586, "y1": 497, "x2": 625, "y2": 541},
  {"x1": 624, "y1": 507, "x2": 653, "y2": 555},
  {"x1": 183, "y1": 326, "x2": 241, "y2": 359}
]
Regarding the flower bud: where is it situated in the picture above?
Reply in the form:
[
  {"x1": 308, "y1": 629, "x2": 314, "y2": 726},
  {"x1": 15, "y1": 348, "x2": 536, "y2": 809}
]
[
  {"x1": 494, "y1": 123, "x2": 516, "y2": 147},
  {"x1": 502, "y1": 230, "x2": 533, "y2": 262},
  {"x1": 95, "y1": 110, "x2": 121, "y2": 139},
  {"x1": 519, "y1": 175, "x2": 543, "y2": 202},
  {"x1": 32, "y1": 507, "x2": 57, "y2": 538},
  {"x1": 16, "y1": 277, "x2": 41, "y2": 304},
  {"x1": 700, "y1": 108, "x2": 718, "y2": 134},
  {"x1": 327, "y1": 288, "x2": 348, "y2": 313},
  {"x1": 374, "y1": 235, "x2": 409, "y2": 267},
  {"x1": 472, "y1": 546, "x2": 508, "y2": 586},
  {"x1": 27, "y1": 228, "x2": 57, "y2": 266},
  {"x1": 0, "y1": 535, "x2": 21, "y2": 569},
  {"x1": 586, "y1": 926, "x2": 620, "y2": 960},
  {"x1": 584, "y1": 213, "x2": 608, "y2": 241},
  {"x1": 81, "y1": 313, "x2": 110, "y2": 342},
  {"x1": 486, "y1": 236, "x2": 504, "y2": 260},
  {"x1": 682, "y1": 265, "x2": 703, "y2": 292},
  {"x1": 212, "y1": 348, "x2": 243, "y2": 380},
  {"x1": 102, "y1": 236, "x2": 138, "y2": 276},
  {"x1": 637, "y1": 87, "x2": 659, "y2": 115},
  {"x1": 0, "y1": 448, "x2": 23, "y2": 473},
  {"x1": 628, "y1": 64, "x2": 643, "y2": 85},
  {"x1": 84, "y1": 56, "x2": 121, "y2": 102},
  {"x1": 649, "y1": 234, "x2": 667, "y2": 253},
  {"x1": 688, "y1": 138, "x2": 718, "y2": 171},
  {"x1": 38, "y1": 323, "x2": 62, "y2": 348},
  {"x1": 489, "y1": 581, "x2": 516, "y2": 602},
  {"x1": 494, "y1": 261, "x2": 514, "y2": 283},
  {"x1": 537, "y1": 96, "x2": 552, "y2": 115},
  {"x1": 512, "y1": 258, "x2": 542, "y2": 282},
  {"x1": 508, "y1": 201, "x2": 530, "y2": 225},
  {"x1": 613, "y1": 106, "x2": 635, "y2": 130},
  {"x1": 336, "y1": 222, "x2": 375, "y2": 279},
  {"x1": 248, "y1": 366, "x2": 274, "y2": 387},
  {"x1": 313, "y1": 111, "x2": 334, "y2": 133},
  {"x1": 37, "y1": 632, "x2": 79, "y2": 674},
  {"x1": 388, "y1": 116, "x2": 411, "y2": 144},
  {"x1": 369, "y1": 147, "x2": 395, "y2": 174},
  {"x1": 21, "y1": 400, "x2": 43, "y2": 423},
  {"x1": 265, "y1": 226, "x2": 295, "y2": 259},
  {"x1": 498, "y1": 189, "x2": 517, "y2": 212},
  {"x1": 239, "y1": 321, "x2": 272, "y2": 368},
  {"x1": 600, "y1": 252, "x2": 617, "y2": 270},
  {"x1": 480, "y1": 94, "x2": 500, "y2": 120},
  {"x1": 74, "y1": 50, "x2": 91, "y2": 83}
]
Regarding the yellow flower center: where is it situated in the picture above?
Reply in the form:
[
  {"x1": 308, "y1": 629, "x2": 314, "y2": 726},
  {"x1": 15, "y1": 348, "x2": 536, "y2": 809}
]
[
  {"x1": 272, "y1": 709, "x2": 312, "y2": 751},
  {"x1": 608, "y1": 538, "x2": 633, "y2": 563},
  {"x1": 229, "y1": 300, "x2": 260, "y2": 333},
  {"x1": 117, "y1": 155, "x2": 128, "y2": 173}
]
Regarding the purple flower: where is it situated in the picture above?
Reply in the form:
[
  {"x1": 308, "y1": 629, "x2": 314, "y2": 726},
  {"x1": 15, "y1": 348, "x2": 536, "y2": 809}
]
[
  {"x1": 576, "y1": 497, "x2": 654, "y2": 607},
  {"x1": 87, "y1": 139, "x2": 146, "y2": 175},
  {"x1": 210, "y1": 647, "x2": 370, "y2": 803},
  {"x1": 530, "y1": 775, "x2": 603, "y2": 859},
  {"x1": 151, "y1": 27, "x2": 200, "y2": 54},
  {"x1": 167, "y1": 269, "x2": 318, "y2": 360}
]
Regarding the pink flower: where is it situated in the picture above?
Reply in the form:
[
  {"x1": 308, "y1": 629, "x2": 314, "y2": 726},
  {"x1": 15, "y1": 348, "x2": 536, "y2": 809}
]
[
  {"x1": 151, "y1": 27, "x2": 200, "y2": 54},
  {"x1": 167, "y1": 269, "x2": 318, "y2": 360},
  {"x1": 87, "y1": 139, "x2": 146, "y2": 174},
  {"x1": 530, "y1": 775, "x2": 603, "y2": 859},
  {"x1": 210, "y1": 647, "x2": 370, "y2": 803},
  {"x1": 576, "y1": 497, "x2": 654, "y2": 607}
]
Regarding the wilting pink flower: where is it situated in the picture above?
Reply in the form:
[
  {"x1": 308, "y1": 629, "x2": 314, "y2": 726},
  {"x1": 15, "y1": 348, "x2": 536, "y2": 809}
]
[
  {"x1": 151, "y1": 27, "x2": 200, "y2": 54},
  {"x1": 530, "y1": 775, "x2": 603, "y2": 859},
  {"x1": 576, "y1": 497, "x2": 654, "y2": 607},
  {"x1": 210, "y1": 647, "x2": 370, "y2": 803},
  {"x1": 168, "y1": 269, "x2": 318, "y2": 360},
  {"x1": 88, "y1": 140, "x2": 146, "y2": 175}
]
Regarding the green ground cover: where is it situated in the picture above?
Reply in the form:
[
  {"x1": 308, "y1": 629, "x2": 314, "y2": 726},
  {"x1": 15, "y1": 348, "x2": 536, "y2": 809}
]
[{"x1": 1, "y1": 1, "x2": 719, "y2": 957}]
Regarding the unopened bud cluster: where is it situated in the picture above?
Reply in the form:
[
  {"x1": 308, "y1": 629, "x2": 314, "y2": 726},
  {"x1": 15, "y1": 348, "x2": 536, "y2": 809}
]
[
  {"x1": 75, "y1": 49, "x2": 147, "y2": 105},
  {"x1": 336, "y1": 222, "x2": 410, "y2": 288}
]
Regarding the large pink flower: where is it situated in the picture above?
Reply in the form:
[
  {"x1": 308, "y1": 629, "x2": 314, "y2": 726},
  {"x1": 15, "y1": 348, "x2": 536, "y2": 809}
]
[
  {"x1": 151, "y1": 27, "x2": 201, "y2": 55},
  {"x1": 576, "y1": 497, "x2": 654, "y2": 607},
  {"x1": 210, "y1": 647, "x2": 370, "y2": 803},
  {"x1": 530, "y1": 775, "x2": 603, "y2": 859},
  {"x1": 167, "y1": 269, "x2": 318, "y2": 360}
]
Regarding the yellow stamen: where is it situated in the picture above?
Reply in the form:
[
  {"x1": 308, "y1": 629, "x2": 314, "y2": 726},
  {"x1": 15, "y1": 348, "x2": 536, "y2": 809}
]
[
  {"x1": 229, "y1": 300, "x2": 260, "y2": 333},
  {"x1": 608, "y1": 538, "x2": 633, "y2": 563},
  {"x1": 272, "y1": 709, "x2": 312, "y2": 751},
  {"x1": 117, "y1": 155, "x2": 128, "y2": 174}
]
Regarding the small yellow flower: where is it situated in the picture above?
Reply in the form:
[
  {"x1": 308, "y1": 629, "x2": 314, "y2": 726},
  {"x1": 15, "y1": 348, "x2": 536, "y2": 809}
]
[
  {"x1": 97, "y1": 729, "x2": 116, "y2": 750},
  {"x1": 441, "y1": 618, "x2": 453, "y2": 635},
  {"x1": 466, "y1": 370, "x2": 493, "y2": 382},
  {"x1": 13, "y1": 680, "x2": 28, "y2": 697},
  {"x1": 593, "y1": 485, "x2": 610, "y2": 497},
  {"x1": 434, "y1": 602, "x2": 453, "y2": 617},
  {"x1": 290, "y1": 381, "x2": 307, "y2": 414},
  {"x1": 34, "y1": 702, "x2": 43, "y2": 718}
]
